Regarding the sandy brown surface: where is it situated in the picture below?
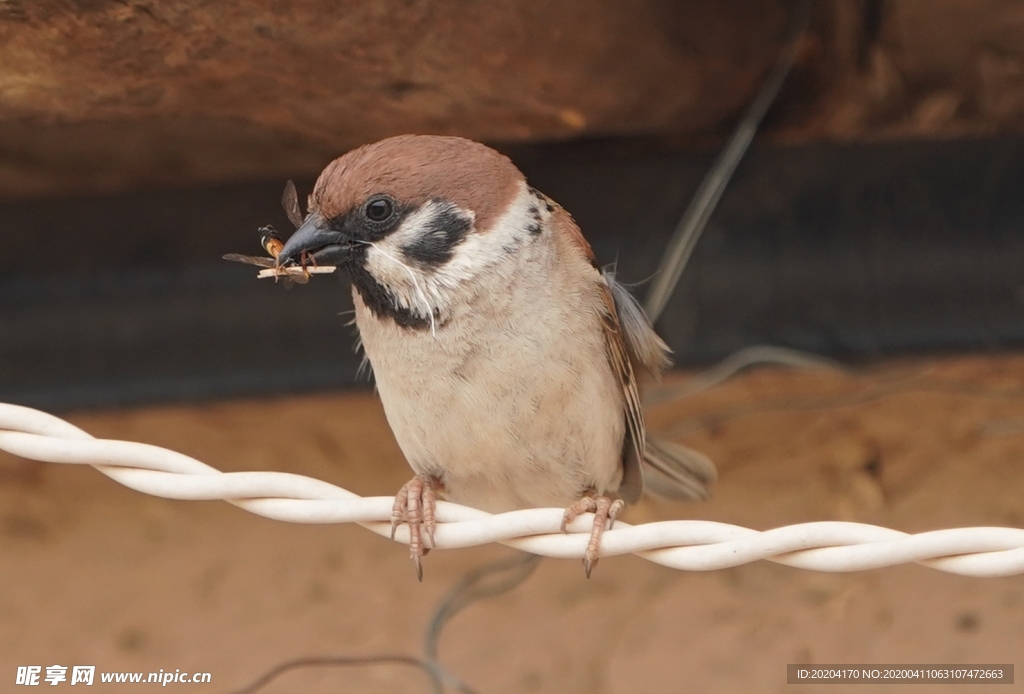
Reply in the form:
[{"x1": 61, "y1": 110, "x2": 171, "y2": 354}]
[{"x1": 2, "y1": 354, "x2": 1024, "y2": 693}]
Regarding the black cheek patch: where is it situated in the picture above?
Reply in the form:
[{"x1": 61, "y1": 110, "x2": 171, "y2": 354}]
[{"x1": 401, "y1": 203, "x2": 473, "y2": 268}]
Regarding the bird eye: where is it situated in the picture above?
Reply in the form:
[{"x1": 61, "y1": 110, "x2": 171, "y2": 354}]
[{"x1": 364, "y1": 196, "x2": 394, "y2": 223}]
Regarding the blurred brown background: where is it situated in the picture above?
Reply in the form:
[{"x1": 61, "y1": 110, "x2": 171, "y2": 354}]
[
  {"x1": 2, "y1": 1, "x2": 1024, "y2": 692},
  {"x1": 5, "y1": 0, "x2": 1024, "y2": 200},
  {"x1": 4, "y1": 0, "x2": 1024, "y2": 409},
  {"x1": 3, "y1": 359, "x2": 1024, "y2": 693}
]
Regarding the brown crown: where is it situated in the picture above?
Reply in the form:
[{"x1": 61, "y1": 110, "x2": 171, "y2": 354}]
[{"x1": 310, "y1": 135, "x2": 523, "y2": 233}]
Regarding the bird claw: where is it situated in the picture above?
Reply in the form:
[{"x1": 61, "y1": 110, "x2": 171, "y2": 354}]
[
  {"x1": 391, "y1": 476, "x2": 438, "y2": 581},
  {"x1": 562, "y1": 495, "x2": 624, "y2": 578}
]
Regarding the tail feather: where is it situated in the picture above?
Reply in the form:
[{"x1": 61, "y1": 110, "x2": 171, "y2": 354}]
[{"x1": 642, "y1": 438, "x2": 717, "y2": 501}]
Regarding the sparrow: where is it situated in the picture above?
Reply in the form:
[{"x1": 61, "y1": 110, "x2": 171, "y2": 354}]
[{"x1": 275, "y1": 134, "x2": 716, "y2": 578}]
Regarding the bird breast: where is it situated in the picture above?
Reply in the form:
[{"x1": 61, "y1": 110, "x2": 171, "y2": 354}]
[{"x1": 352, "y1": 193, "x2": 626, "y2": 512}]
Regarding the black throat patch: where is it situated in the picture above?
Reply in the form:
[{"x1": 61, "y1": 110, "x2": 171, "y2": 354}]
[{"x1": 344, "y1": 246, "x2": 436, "y2": 331}]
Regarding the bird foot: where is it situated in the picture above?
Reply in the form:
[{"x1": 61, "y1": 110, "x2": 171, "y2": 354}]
[
  {"x1": 561, "y1": 495, "x2": 624, "y2": 578},
  {"x1": 391, "y1": 475, "x2": 439, "y2": 581}
]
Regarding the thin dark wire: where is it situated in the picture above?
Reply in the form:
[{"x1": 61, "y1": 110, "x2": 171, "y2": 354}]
[
  {"x1": 645, "y1": 344, "x2": 847, "y2": 405},
  {"x1": 218, "y1": 551, "x2": 541, "y2": 694},
  {"x1": 644, "y1": 0, "x2": 813, "y2": 322},
  {"x1": 224, "y1": 654, "x2": 443, "y2": 694},
  {"x1": 659, "y1": 374, "x2": 1024, "y2": 440},
  {"x1": 423, "y1": 553, "x2": 544, "y2": 694}
]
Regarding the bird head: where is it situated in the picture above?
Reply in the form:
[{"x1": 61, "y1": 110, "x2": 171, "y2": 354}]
[{"x1": 278, "y1": 135, "x2": 528, "y2": 328}]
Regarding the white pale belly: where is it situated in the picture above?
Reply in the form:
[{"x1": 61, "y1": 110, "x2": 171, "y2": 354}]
[{"x1": 353, "y1": 287, "x2": 625, "y2": 513}]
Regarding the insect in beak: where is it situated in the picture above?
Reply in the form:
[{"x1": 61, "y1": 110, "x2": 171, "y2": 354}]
[{"x1": 222, "y1": 181, "x2": 339, "y2": 284}]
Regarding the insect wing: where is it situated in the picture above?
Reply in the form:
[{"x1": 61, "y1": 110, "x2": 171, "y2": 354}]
[
  {"x1": 282, "y1": 180, "x2": 304, "y2": 229},
  {"x1": 222, "y1": 253, "x2": 276, "y2": 268}
]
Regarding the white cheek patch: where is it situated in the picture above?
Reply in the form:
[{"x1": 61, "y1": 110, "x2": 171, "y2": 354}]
[
  {"x1": 363, "y1": 239, "x2": 438, "y2": 328},
  {"x1": 360, "y1": 182, "x2": 544, "y2": 326},
  {"x1": 365, "y1": 241, "x2": 440, "y2": 334},
  {"x1": 434, "y1": 181, "x2": 540, "y2": 287},
  {"x1": 362, "y1": 201, "x2": 473, "y2": 326}
]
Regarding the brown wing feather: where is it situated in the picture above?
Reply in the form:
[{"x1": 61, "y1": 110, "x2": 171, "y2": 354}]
[
  {"x1": 548, "y1": 204, "x2": 646, "y2": 504},
  {"x1": 596, "y1": 282, "x2": 646, "y2": 504},
  {"x1": 548, "y1": 201, "x2": 715, "y2": 502},
  {"x1": 606, "y1": 273, "x2": 672, "y2": 377}
]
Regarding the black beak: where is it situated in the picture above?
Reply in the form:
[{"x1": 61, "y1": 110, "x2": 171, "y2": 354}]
[{"x1": 277, "y1": 214, "x2": 351, "y2": 266}]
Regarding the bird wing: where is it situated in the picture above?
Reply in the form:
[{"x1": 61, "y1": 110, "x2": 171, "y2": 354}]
[
  {"x1": 549, "y1": 205, "x2": 646, "y2": 504},
  {"x1": 549, "y1": 203, "x2": 715, "y2": 503},
  {"x1": 605, "y1": 271, "x2": 717, "y2": 501},
  {"x1": 596, "y1": 279, "x2": 646, "y2": 504}
]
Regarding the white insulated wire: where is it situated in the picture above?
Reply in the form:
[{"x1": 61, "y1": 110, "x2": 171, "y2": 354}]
[{"x1": 2, "y1": 402, "x2": 1023, "y2": 578}]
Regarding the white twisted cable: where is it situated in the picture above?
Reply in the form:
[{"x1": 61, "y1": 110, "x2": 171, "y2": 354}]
[{"x1": 2, "y1": 403, "x2": 1023, "y2": 577}]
